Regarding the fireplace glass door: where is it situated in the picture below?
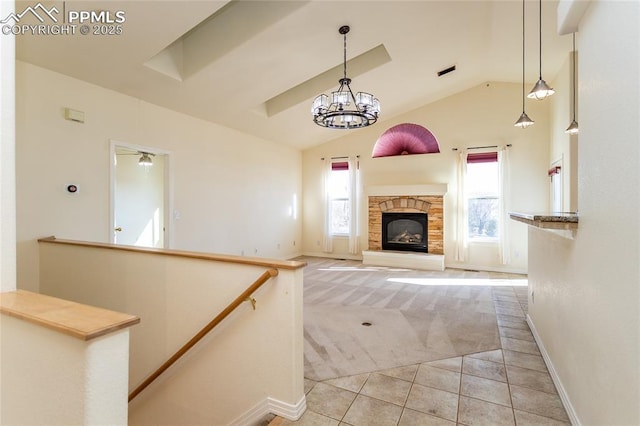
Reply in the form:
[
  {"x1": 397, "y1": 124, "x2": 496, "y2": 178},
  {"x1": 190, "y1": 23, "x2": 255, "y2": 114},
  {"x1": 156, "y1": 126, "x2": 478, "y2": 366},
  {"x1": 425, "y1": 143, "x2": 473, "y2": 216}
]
[{"x1": 382, "y1": 212, "x2": 428, "y2": 253}]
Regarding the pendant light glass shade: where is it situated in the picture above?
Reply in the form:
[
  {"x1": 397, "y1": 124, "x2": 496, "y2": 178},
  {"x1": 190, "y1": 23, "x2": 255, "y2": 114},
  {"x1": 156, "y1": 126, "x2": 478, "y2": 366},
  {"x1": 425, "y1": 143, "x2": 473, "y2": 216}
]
[
  {"x1": 311, "y1": 26, "x2": 380, "y2": 129},
  {"x1": 515, "y1": 0, "x2": 534, "y2": 128},
  {"x1": 528, "y1": 0, "x2": 554, "y2": 100},
  {"x1": 565, "y1": 33, "x2": 579, "y2": 134}
]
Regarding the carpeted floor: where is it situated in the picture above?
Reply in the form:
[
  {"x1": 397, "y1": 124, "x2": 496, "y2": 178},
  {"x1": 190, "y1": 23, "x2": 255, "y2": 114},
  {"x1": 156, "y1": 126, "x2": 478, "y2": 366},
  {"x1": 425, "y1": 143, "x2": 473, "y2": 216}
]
[{"x1": 300, "y1": 257, "x2": 528, "y2": 382}]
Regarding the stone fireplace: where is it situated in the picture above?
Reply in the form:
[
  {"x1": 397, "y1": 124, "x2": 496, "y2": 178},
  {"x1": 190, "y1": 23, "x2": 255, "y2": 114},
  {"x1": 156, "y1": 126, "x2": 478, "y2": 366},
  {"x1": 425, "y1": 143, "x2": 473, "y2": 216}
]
[{"x1": 363, "y1": 184, "x2": 446, "y2": 270}]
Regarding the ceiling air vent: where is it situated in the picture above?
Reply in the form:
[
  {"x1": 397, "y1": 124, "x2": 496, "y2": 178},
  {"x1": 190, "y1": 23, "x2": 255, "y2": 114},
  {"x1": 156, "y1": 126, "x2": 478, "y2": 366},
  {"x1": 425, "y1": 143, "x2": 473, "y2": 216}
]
[{"x1": 437, "y1": 65, "x2": 456, "y2": 77}]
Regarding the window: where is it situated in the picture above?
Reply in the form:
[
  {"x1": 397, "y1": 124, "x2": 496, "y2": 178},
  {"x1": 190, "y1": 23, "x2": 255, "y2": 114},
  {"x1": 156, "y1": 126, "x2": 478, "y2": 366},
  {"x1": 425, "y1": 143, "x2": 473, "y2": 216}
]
[
  {"x1": 329, "y1": 161, "x2": 350, "y2": 235},
  {"x1": 466, "y1": 152, "x2": 499, "y2": 240}
]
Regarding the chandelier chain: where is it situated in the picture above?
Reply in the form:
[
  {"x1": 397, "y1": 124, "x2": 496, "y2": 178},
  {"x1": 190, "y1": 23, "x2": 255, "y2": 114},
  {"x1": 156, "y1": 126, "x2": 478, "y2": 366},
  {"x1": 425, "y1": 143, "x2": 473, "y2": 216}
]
[{"x1": 343, "y1": 29, "x2": 347, "y2": 81}]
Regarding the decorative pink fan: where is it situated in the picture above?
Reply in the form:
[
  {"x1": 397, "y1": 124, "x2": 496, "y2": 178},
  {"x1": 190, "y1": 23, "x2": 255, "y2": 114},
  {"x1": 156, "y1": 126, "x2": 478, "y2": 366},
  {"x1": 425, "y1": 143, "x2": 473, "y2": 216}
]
[{"x1": 372, "y1": 123, "x2": 440, "y2": 158}]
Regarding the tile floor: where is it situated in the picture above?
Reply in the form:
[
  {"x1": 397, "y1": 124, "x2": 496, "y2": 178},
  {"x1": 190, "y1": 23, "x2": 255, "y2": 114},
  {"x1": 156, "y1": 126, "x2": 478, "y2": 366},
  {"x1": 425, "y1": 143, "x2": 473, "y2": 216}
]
[{"x1": 270, "y1": 259, "x2": 571, "y2": 426}]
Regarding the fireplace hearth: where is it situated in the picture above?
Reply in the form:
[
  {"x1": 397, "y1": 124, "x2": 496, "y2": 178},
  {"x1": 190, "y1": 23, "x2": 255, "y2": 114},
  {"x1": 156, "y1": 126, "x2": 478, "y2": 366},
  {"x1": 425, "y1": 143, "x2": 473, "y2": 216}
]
[{"x1": 382, "y1": 212, "x2": 428, "y2": 253}]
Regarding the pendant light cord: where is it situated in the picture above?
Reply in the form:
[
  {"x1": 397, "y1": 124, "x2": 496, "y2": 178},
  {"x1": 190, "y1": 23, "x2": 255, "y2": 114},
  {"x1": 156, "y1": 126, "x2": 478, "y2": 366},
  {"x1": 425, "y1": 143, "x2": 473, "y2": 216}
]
[
  {"x1": 522, "y1": 0, "x2": 526, "y2": 111},
  {"x1": 538, "y1": 0, "x2": 543, "y2": 79},
  {"x1": 572, "y1": 33, "x2": 576, "y2": 121}
]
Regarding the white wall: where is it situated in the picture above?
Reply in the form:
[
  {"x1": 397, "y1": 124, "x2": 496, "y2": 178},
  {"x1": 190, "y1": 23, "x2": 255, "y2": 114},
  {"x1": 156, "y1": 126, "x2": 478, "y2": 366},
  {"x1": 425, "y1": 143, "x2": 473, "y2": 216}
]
[
  {"x1": 527, "y1": 1, "x2": 639, "y2": 424},
  {"x1": 1, "y1": 315, "x2": 130, "y2": 425},
  {"x1": 1, "y1": 0, "x2": 16, "y2": 293},
  {"x1": 303, "y1": 82, "x2": 551, "y2": 273},
  {"x1": 16, "y1": 61, "x2": 302, "y2": 292}
]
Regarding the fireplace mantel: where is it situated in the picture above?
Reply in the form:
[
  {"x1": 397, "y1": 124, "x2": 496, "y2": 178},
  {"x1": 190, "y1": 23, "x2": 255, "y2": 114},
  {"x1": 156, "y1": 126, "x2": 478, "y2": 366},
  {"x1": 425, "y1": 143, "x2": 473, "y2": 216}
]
[{"x1": 366, "y1": 184, "x2": 448, "y2": 197}]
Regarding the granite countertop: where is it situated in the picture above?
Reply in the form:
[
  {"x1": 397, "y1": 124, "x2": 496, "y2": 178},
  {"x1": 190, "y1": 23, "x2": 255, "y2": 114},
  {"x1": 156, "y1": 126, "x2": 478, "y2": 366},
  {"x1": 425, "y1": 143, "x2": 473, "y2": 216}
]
[{"x1": 509, "y1": 211, "x2": 578, "y2": 229}]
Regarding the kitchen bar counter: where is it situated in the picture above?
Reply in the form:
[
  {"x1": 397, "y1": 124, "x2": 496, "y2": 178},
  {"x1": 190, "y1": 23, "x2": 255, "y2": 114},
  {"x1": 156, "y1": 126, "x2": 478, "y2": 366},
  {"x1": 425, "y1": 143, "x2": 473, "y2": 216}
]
[{"x1": 509, "y1": 212, "x2": 578, "y2": 230}]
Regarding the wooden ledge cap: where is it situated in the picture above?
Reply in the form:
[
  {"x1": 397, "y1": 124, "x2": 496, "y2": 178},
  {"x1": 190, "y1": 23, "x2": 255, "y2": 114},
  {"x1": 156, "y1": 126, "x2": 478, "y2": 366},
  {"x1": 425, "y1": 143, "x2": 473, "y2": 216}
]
[{"x1": 0, "y1": 290, "x2": 140, "y2": 341}]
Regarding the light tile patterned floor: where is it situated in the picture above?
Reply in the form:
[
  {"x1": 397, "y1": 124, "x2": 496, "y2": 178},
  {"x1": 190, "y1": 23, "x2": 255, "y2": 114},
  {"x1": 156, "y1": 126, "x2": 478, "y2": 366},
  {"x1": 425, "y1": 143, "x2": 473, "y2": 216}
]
[{"x1": 270, "y1": 258, "x2": 570, "y2": 426}]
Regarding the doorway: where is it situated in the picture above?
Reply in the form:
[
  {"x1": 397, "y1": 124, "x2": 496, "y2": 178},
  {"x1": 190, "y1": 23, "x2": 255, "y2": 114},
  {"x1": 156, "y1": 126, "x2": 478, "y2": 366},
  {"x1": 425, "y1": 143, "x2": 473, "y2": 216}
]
[
  {"x1": 550, "y1": 157, "x2": 563, "y2": 213},
  {"x1": 110, "y1": 141, "x2": 171, "y2": 248}
]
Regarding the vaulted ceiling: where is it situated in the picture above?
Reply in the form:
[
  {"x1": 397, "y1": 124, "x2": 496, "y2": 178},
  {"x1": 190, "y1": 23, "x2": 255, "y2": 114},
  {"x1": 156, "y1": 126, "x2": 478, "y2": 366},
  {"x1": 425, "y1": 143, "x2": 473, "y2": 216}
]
[{"x1": 16, "y1": 0, "x2": 572, "y2": 150}]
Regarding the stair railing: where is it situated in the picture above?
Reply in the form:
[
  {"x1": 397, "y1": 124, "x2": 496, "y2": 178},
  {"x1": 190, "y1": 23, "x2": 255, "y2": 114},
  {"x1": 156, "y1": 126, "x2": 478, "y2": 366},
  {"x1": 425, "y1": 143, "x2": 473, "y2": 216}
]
[{"x1": 128, "y1": 268, "x2": 279, "y2": 402}]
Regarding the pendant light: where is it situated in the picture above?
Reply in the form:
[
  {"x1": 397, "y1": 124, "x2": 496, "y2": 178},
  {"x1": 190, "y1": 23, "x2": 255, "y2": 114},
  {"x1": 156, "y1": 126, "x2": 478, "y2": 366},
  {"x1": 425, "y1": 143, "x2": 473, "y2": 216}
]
[
  {"x1": 138, "y1": 152, "x2": 153, "y2": 166},
  {"x1": 515, "y1": 0, "x2": 534, "y2": 128},
  {"x1": 565, "y1": 33, "x2": 579, "y2": 134},
  {"x1": 311, "y1": 25, "x2": 380, "y2": 129},
  {"x1": 528, "y1": 0, "x2": 555, "y2": 100}
]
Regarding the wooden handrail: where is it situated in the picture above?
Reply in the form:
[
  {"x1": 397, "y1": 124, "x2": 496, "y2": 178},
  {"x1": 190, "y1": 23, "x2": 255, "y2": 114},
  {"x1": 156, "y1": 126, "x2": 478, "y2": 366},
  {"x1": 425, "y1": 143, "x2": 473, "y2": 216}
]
[
  {"x1": 38, "y1": 237, "x2": 306, "y2": 271},
  {"x1": 128, "y1": 268, "x2": 279, "y2": 402}
]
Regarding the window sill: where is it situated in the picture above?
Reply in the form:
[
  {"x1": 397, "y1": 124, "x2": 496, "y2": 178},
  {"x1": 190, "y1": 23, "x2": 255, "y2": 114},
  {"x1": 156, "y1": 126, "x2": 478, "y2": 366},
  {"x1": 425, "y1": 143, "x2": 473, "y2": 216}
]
[{"x1": 468, "y1": 239, "x2": 499, "y2": 246}]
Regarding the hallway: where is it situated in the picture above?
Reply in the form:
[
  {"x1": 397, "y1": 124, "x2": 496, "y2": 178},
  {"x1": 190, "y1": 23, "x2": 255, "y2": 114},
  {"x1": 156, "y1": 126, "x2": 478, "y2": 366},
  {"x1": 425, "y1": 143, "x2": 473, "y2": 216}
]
[{"x1": 273, "y1": 257, "x2": 570, "y2": 425}]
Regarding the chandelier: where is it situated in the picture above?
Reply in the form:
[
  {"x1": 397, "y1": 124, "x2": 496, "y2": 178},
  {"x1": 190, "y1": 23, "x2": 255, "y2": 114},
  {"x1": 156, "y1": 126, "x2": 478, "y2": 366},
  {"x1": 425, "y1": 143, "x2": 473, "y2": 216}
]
[{"x1": 311, "y1": 25, "x2": 380, "y2": 129}]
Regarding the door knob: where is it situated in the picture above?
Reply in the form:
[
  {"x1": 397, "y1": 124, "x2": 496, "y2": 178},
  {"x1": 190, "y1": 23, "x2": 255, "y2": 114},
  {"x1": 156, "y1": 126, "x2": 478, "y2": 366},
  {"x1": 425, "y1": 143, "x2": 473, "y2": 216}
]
[{"x1": 115, "y1": 227, "x2": 122, "y2": 232}]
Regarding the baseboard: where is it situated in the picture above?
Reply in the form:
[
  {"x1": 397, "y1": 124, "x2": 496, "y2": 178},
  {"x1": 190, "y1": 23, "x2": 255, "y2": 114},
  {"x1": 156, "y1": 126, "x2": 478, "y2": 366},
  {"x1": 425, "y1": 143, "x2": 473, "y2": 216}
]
[
  {"x1": 445, "y1": 261, "x2": 528, "y2": 275},
  {"x1": 301, "y1": 252, "x2": 527, "y2": 274},
  {"x1": 229, "y1": 395, "x2": 306, "y2": 426},
  {"x1": 301, "y1": 251, "x2": 363, "y2": 261},
  {"x1": 267, "y1": 396, "x2": 307, "y2": 420},
  {"x1": 526, "y1": 315, "x2": 581, "y2": 426}
]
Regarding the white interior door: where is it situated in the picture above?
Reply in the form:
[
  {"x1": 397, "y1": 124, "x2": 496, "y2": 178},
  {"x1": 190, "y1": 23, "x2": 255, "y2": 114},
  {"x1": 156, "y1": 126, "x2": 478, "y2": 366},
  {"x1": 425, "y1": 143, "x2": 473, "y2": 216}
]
[{"x1": 112, "y1": 144, "x2": 168, "y2": 248}]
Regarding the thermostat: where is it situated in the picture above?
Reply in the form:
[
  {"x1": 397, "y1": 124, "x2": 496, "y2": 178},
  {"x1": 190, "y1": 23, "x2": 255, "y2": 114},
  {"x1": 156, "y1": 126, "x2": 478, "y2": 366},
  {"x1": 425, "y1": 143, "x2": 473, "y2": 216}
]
[
  {"x1": 66, "y1": 184, "x2": 79, "y2": 193},
  {"x1": 64, "y1": 108, "x2": 85, "y2": 123}
]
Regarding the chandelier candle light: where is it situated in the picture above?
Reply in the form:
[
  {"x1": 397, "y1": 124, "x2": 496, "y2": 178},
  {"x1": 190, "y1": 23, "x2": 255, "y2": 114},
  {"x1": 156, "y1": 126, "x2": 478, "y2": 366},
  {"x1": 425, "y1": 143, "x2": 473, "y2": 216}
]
[
  {"x1": 528, "y1": 0, "x2": 555, "y2": 100},
  {"x1": 312, "y1": 25, "x2": 380, "y2": 129}
]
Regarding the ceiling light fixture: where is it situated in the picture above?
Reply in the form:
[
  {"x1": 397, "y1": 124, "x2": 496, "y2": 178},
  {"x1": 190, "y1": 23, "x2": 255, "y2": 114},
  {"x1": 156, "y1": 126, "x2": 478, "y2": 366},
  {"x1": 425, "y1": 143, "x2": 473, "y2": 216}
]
[
  {"x1": 311, "y1": 25, "x2": 380, "y2": 129},
  {"x1": 528, "y1": 0, "x2": 555, "y2": 100},
  {"x1": 138, "y1": 152, "x2": 154, "y2": 166},
  {"x1": 565, "y1": 32, "x2": 579, "y2": 134},
  {"x1": 515, "y1": 0, "x2": 534, "y2": 128}
]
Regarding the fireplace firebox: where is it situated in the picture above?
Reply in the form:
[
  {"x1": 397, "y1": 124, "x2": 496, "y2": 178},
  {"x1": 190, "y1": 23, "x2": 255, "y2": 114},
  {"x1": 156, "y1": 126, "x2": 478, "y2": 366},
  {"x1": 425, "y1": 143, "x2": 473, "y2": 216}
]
[{"x1": 382, "y1": 212, "x2": 428, "y2": 253}]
